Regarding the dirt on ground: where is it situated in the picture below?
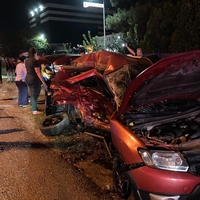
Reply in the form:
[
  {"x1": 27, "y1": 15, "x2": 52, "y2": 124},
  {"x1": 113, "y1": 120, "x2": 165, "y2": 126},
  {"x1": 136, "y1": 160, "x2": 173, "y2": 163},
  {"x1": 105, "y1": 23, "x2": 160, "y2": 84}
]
[
  {"x1": 0, "y1": 79, "x2": 120, "y2": 199},
  {"x1": 52, "y1": 131, "x2": 114, "y2": 190}
]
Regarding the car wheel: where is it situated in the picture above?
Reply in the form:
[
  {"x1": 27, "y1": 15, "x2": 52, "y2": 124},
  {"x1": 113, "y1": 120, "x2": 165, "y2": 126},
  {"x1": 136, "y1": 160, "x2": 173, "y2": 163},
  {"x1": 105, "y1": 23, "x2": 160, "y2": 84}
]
[
  {"x1": 39, "y1": 112, "x2": 70, "y2": 136},
  {"x1": 113, "y1": 157, "x2": 132, "y2": 199}
]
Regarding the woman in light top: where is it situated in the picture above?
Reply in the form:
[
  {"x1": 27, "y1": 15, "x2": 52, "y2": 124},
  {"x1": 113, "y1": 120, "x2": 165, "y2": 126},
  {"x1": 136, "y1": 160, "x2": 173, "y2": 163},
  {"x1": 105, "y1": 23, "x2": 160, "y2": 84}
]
[{"x1": 15, "y1": 56, "x2": 29, "y2": 107}]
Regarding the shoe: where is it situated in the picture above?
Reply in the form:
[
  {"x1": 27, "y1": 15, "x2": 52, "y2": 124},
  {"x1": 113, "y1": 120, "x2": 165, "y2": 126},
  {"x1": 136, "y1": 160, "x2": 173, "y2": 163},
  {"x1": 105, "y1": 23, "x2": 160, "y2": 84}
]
[
  {"x1": 19, "y1": 105, "x2": 30, "y2": 108},
  {"x1": 33, "y1": 111, "x2": 43, "y2": 115}
]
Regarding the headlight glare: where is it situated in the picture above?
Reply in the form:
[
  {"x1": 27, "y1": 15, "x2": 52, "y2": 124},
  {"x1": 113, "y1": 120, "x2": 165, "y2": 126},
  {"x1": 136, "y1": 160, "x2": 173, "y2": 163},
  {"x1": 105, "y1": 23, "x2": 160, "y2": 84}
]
[
  {"x1": 139, "y1": 150, "x2": 189, "y2": 172},
  {"x1": 139, "y1": 151, "x2": 154, "y2": 167},
  {"x1": 152, "y1": 151, "x2": 188, "y2": 172}
]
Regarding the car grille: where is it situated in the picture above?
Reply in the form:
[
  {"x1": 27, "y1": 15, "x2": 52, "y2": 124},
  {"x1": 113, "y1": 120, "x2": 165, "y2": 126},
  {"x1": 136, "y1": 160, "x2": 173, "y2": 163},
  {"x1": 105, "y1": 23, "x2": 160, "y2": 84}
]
[{"x1": 182, "y1": 149, "x2": 200, "y2": 176}]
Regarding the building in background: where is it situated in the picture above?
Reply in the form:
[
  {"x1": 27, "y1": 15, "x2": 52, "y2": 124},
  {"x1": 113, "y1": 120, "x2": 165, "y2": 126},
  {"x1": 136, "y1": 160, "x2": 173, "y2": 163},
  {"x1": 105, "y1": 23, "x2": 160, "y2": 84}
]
[{"x1": 28, "y1": 0, "x2": 115, "y2": 50}]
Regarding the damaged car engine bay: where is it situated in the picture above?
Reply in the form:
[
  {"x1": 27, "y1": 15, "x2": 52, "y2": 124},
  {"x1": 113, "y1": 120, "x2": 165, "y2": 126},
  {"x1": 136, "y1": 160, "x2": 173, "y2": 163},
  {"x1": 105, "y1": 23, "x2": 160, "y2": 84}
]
[{"x1": 124, "y1": 98, "x2": 200, "y2": 150}]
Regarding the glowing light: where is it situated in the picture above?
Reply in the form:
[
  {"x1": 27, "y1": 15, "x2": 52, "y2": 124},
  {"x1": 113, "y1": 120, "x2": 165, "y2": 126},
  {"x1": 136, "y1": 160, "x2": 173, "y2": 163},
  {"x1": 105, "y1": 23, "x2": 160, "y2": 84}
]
[
  {"x1": 83, "y1": 2, "x2": 103, "y2": 8},
  {"x1": 29, "y1": 4, "x2": 44, "y2": 17},
  {"x1": 39, "y1": 5, "x2": 43, "y2": 11},
  {"x1": 30, "y1": 11, "x2": 35, "y2": 17},
  {"x1": 39, "y1": 34, "x2": 45, "y2": 40}
]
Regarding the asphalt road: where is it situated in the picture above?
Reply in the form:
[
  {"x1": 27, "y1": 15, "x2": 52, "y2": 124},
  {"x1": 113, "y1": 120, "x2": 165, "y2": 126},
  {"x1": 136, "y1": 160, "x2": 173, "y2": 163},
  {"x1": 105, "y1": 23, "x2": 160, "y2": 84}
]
[{"x1": 0, "y1": 80, "x2": 114, "y2": 200}]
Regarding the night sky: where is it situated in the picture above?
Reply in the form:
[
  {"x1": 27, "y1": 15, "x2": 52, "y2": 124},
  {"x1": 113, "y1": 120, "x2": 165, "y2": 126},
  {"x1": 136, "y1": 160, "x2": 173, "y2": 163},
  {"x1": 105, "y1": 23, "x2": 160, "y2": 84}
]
[
  {"x1": 0, "y1": 0, "x2": 30, "y2": 33},
  {"x1": 0, "y1": 0, "x2": 109, "y2": 33}
]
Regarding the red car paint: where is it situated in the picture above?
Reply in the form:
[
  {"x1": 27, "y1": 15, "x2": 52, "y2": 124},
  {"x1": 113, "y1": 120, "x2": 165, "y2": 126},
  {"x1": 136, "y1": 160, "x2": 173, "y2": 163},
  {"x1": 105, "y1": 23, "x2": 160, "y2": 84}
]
[
  {"x1": 110, "y1": 50, "x2": 200, "y2": 200},
  {"x1": 49, "y1": 51, "x2": 150, "y2": 132},
  {"x1": 47, "y1": 50, "x2": 200, "y2": 199}
]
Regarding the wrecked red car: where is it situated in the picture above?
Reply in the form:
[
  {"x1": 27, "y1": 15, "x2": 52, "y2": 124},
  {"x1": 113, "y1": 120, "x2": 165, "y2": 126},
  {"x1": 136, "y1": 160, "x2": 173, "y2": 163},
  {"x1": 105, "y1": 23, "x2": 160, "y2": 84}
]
[
  {"x1": 39, "y1": 51, "x2": 152, "y2": 136},
  {"x1": 110, "y1": 50, "x2": 200, "y2": 200},
  {"x1": 39, "y1": 50, "x2": 200, "y2": 200}
]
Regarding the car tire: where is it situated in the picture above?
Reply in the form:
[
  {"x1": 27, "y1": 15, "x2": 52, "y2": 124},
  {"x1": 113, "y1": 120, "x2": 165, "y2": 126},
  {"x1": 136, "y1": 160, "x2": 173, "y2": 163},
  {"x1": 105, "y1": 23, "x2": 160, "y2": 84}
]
[
  {"x1": 113, "y1": 157, "x2": 132, "y2": 199},
  {"x1": 39, "y1": 112, "x2": 70, "y2": 136}
]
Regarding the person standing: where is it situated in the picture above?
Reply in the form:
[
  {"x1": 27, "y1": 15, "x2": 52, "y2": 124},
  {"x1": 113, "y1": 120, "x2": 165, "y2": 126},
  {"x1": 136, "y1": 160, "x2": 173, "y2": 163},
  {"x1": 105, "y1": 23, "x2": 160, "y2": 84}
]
[
  {"x1": 15, "y1": 56, "x2": 29, "y2": 107},
  {"x1": 5, "y1": 57, "x2": 14, "y2": 82},
  {"x1": 25, "y1": 47, "x2": 47, "y2": 115}
]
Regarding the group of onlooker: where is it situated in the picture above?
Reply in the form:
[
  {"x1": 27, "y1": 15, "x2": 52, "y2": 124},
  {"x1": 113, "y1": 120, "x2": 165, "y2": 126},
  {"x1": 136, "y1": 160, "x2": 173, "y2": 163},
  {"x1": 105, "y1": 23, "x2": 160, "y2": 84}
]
[
  {"x1": 0, "y1": 56, "x2": 16, "y2": 83},
  {"x1": 1, "y1": 47, "x2": 48, "y2": 115},
  {"x1": 4, "y1": 57, "x2": 15, "y2": 82}
]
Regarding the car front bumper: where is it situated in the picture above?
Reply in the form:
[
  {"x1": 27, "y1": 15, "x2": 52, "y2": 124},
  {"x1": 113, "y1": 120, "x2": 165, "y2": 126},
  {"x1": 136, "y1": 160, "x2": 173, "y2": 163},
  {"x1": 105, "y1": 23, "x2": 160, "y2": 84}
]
[{"x1": 127, "y1": 167, "x2": 200, "y2": 200}]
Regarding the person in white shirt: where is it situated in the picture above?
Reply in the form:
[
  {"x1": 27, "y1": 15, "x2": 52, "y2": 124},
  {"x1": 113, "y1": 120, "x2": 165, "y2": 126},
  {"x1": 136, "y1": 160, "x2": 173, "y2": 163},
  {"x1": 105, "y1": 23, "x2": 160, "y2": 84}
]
[{"x1": 15, "y1": 56, "x2": 29, "y2": 107}]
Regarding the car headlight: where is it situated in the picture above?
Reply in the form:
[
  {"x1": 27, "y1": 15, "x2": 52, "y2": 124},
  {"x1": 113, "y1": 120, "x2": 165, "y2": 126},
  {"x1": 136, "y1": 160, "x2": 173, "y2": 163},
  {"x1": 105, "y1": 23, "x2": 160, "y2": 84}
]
[{"x1": 139, "y1": 150, "x2": 189, "y2": 172}]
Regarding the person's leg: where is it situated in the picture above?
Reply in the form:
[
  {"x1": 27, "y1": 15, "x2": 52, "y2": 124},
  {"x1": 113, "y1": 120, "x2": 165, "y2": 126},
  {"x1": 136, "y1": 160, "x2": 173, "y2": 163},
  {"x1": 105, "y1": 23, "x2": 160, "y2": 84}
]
[
  {"x1": 15, "y1": 81, "x2": 21, "y2": 106},
  {"x1": 7, "y1": 70, "x2": 10, "y2": 82},
  {"x1": 20, "y1": 82, "x2": 28, "y2": 105},
  {"x1": 10, "y1": 69, "x2": 14, "y2": 82},
  {"x1": 30, "y1": 81, "x2": 41, "y2": 112},
  {"x1": 29, "y1": 85, "x2": 37, "y2": 111}
]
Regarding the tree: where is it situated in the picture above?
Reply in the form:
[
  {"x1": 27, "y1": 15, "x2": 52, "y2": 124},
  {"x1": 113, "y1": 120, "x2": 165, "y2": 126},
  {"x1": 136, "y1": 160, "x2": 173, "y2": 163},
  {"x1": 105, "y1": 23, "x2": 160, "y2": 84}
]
[
  {"x1": 25, "y1": 35, "x2": 49, "y2": 55},
  {"x1": 82, "y1": 31, "x2": 103, "y2": 52},
  {"x1": 109, "y1": 0, "x2": 134, "y2": 9},
  {"x1": 170, "y1": 0, "x2": 200, "y2": 52},
  {"x1": 106, "y1": 8, "x2": 130, "y2": 34},
  {"x1": 0, "y1": 28, "x2": 49, "y2": 57},
  {"x1": 62, "y1": 43, "x2": 73, "y2": 54},
  {"x1": 141, "y1": 1, "x2": 177, "y2": 53},
  {"x1": 106, "y1": 33, "x2": 126, "y2": 53},
  {"x1": 107, "y1": 0, "x2": 200, "y2": 53},
  {"x1": 106, "y1": 3, "x2": 152, "y2": 49}
]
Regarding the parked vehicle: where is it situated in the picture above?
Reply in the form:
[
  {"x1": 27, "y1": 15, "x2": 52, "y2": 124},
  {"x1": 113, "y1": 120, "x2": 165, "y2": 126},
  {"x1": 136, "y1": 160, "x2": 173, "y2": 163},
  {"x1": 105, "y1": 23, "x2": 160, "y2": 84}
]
[
  {"x1": 110, "y1": 50, "x2": 200, "y2": 200},
  {"x1": 39, "y1": 51, "x2": 152, "y2": 136}
]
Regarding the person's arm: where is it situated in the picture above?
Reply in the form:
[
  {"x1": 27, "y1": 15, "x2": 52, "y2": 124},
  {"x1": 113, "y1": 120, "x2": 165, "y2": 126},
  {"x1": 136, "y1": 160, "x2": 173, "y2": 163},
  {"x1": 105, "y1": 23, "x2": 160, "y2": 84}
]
[
  {"x1": 125, "y1": 43, "x2": 136, "y2": 56},
  {"x1": 22, "y1": 65, "x2": 27, "y2": 81},
  {"x1": 34, "y1": 67, "x2": 48, "y2": 90}
]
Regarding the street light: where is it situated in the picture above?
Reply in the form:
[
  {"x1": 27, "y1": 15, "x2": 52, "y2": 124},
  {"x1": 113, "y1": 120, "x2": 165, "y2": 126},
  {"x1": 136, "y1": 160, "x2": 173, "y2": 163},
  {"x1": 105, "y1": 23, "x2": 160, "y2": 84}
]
[
  {"x1": 29, "y1": 4, "x2": 44, "y2": 17},
  {"x1": 83, "y1": 1, "x2": 106, "y2": 48},
  {"x1": 39, "y1": 34, "x2": 45, "y2": 40}
]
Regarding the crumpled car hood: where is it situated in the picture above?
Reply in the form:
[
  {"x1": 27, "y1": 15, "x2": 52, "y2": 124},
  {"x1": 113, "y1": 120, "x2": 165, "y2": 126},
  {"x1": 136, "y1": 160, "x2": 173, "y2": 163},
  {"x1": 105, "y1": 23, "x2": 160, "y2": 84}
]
[
  {"x1": 118, "y1": 50, "x2": 200, "y2": 115},
  {"x1": 70, "y1": 51, "x2": 153, "y2": 107},
  {"x1": 72, "y1": 50, "x2": 152, "y2": 74}
]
